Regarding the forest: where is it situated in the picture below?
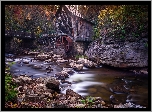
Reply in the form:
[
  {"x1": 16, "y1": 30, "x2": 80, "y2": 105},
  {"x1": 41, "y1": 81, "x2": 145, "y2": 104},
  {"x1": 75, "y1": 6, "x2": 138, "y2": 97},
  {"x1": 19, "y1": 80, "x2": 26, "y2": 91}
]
[{"x1": 4, "y1": 4, "x2": 149, "y2": 109}]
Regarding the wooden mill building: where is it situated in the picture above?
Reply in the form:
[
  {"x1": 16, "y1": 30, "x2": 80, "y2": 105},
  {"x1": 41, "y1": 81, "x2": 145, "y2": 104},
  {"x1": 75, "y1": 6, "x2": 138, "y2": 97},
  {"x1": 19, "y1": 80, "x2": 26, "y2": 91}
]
[{"x1": 55, "y1": 5, "x2": 94, "y2": 54}]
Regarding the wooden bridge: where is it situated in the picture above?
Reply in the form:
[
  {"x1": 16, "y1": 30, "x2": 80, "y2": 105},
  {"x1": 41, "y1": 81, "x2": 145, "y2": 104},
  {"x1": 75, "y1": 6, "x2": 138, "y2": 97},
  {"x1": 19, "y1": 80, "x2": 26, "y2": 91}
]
[{"x1": 5, "y1": 30, "x2": 37, "y2": 39}]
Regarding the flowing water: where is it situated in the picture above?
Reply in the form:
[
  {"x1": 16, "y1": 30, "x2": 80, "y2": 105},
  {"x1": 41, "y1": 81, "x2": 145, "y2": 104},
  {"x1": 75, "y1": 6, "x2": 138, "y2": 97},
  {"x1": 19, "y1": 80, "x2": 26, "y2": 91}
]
[{"x1": 6, "y1": 54, "x2": 149, "y2": 108}]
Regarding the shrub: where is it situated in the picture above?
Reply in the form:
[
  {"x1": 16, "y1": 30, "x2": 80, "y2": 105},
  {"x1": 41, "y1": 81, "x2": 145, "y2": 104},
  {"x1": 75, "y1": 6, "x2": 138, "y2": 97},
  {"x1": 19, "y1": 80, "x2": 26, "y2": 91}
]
[{"x1": 5, "y1": 63, "x2": 18, "y2": 102}]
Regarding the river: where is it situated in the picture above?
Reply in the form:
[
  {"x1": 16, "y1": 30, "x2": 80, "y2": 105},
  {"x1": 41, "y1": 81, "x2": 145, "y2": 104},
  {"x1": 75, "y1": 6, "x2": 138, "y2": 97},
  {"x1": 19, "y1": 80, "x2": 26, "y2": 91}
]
[{"x1": 6, "y1": 54, "x2": 148, "y2": 108}]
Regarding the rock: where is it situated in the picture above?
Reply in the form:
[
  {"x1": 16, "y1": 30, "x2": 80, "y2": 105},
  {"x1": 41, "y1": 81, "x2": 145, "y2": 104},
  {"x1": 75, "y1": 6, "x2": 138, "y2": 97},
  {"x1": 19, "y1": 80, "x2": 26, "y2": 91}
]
[
  {"x1": 85, "y1": 38, "x2": 148, "y2": 68},
  {"x1": 55, "y1": 71, "x2": 69, "y2": 80},
  {"x1": 109, "y1": 85, "x2": 129, "y2": 94},
  {"x1": 28, "y1": 51, "x2": 40, "y2": 55},
  {"x1": 23, "y1": 60, "x2": 30, "y2": 64},
  {"x1": 75, "y1": 104, "x2": 85, "y2": 108},
  {"x1": 101, "y1": 101, "x2": 106, "y2": 105},
  {"x1": 61, "y1": 80, "x2": 71, "y2": 84},
  {"x1": 109, "y1": 95, "x2": 120, "y2": 104},
  {"x1": 46, "y1": 65, "x2": 53, "y2": 71},
  {"x1": 44, "y1": 59, "x2": 53, "y2": 63},
  {"x1": 52, "y1": 54, "x2": 62, "y2": 59},
  {"x1": 36, "y1": 53, "x2": 50, "y2": 60},
  {"x1": 69, "y1": 62, "x2": 83, "y2": 71},
  {"x1": 84, "y1": 60, "x2": 97, "y2": 68},
  {"x1": 140, "y1": 70, "x2": 148, "y2": 75},
  {"x1": 5, "y1": 53, "x2": 15, "y2": 58},
  {"x1": 66, "y1": 89, "x2": 82, "y2": 98},
  {"x1": 45, "y1": 79, "x2": 60, "y2": 93},
  {"x1": 77, "y1": 58, "x2": 87, "y2": 64},
  {"x1": 62, "y1": 67, "x2": 75, "y2": 74},
  {"x1": 56, "y1": 59, "x2": 68, "y2": 63},
  {"x1": 33, "y1": 64, "x2": 43, "y2": 69},
  {"x1": 77, "y1": 58, "x2": 97, "y2": 68},
  {"x1": 13, "y1": 75, "x2": 32, "y2": 86},
  {"x1": 17, "y1": 93, "x2": 25, "y2": 102},
  {"x1": 5, "y1": 58, "x2": 14, "y2": 62},
  {"x1": 24, "y1": 94, "x2": 42, "y2": 102}
]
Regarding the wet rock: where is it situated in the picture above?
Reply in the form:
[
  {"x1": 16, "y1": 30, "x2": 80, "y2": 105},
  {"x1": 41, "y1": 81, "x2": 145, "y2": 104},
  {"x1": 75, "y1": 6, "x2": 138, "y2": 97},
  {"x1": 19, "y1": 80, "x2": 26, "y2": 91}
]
[
  {"x1": 33, "y1": 64, "x2": 43, "y2": 69},
  {"x1": 52, "y1": 54, "x2": 62, "y2": 59},
  {"x1": 62, "y1": 67, "x2": 75, "y2": 74},
  {"x1": 5, "y1": 58, "x2": 15, "y2": 62},
  {"x1": 61, "y1": 79, "x2": 71, "y2": 84},
  {"x1": 56, "y1": 58, "x2": 68, "y2": 63},
  {"x1": 23, "y1": 60, "x2": 30, "y2": 64},
  {"x1": 55, "y1": 71, "x2": 69, "y2": 80},
  {"x1": 77, "y1": 58, "x2": 87, "y2": 64},
  {"x1": 5, "y1": 53, "x2": 15, "y2": 58},
  {"x1": 110, "y1": 86, "x2": 129, "y2": 94},
  {"x1": 45, "y1": 78, "x2": 60, "y2": 93},
  {"x1": 77, "y1": 58, "x2": 97, "y2": 68},
  {"x1": 140, "y1": 70, "x2": 148, "y2": 75},
  {"x1": 109, "y1": 95, "x2": 120, "y2": 104},
  {"x1": 60, "y1": 83, "x2": 72, "y2": 88},
  {"x1": 45, "y1": 65, "x2": 53, "y2": 71},
  {"x1": 84, "y1": 60, "x2": 97, "y2": 68},
  {"x1": 69, "y1": 62, "x2": 83, "y2": 71},
  {"x1": 44, "y1": 59, "x2": 53, "y2": 63}
]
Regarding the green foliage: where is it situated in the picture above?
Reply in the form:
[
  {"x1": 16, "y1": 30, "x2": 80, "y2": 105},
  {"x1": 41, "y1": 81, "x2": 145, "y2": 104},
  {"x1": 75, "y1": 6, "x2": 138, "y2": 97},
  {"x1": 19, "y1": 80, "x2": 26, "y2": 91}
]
[
  {"x1": 8, "y1": 62, "x2": 16, "y2": 66},
  {"x1": 93, "y1": 26, "x2": 101, "y2": 40},
  {"x1": 75, "y1": 55, "x2": 87, "y2": 59},
  {"x1": 5, "y1": 64, "x2": 18, "y2": 102},
  {"x1": 86, "y1": 96, "x2": 94, "y2": 104},
  {"x1": 97, "y1": 5, "x2": 148, "y2": 40},
  {"x1": 145, "y1": 42, "x2": 148, "y2": 48},
  {"x1": 80, "y1": 99, "x2": 86, "y2": 104},
  {"x1": 79, "y1": 96, "x2": 94, "y2": 106}
]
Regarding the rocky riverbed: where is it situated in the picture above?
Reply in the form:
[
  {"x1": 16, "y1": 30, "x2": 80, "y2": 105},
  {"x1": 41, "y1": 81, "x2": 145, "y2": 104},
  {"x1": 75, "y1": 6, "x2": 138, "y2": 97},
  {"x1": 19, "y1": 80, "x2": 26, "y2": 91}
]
[{"x1": 5, "y1": 51, "x2": 148, "y2": 108}]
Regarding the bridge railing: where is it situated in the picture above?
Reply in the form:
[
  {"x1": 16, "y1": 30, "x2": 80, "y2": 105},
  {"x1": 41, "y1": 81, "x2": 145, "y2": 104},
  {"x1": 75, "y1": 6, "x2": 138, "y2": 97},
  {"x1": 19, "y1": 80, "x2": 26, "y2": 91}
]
[{"x1": 5, "y1": 30, "x2": 37, "y2": 38}]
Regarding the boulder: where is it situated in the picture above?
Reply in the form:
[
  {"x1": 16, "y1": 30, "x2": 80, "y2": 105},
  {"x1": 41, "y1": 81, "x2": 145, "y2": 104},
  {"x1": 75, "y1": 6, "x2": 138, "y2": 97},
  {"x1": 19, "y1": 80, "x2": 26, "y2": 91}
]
[
  {"x1": 45, "y1": 78, "x2": 60, "y2": 93},
  {"x1": 55, "y1": 71, "x2": 69, "y2": 80},
  {"x1": 69, "y1": 62, "x2": 83, "y2": 71}
]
